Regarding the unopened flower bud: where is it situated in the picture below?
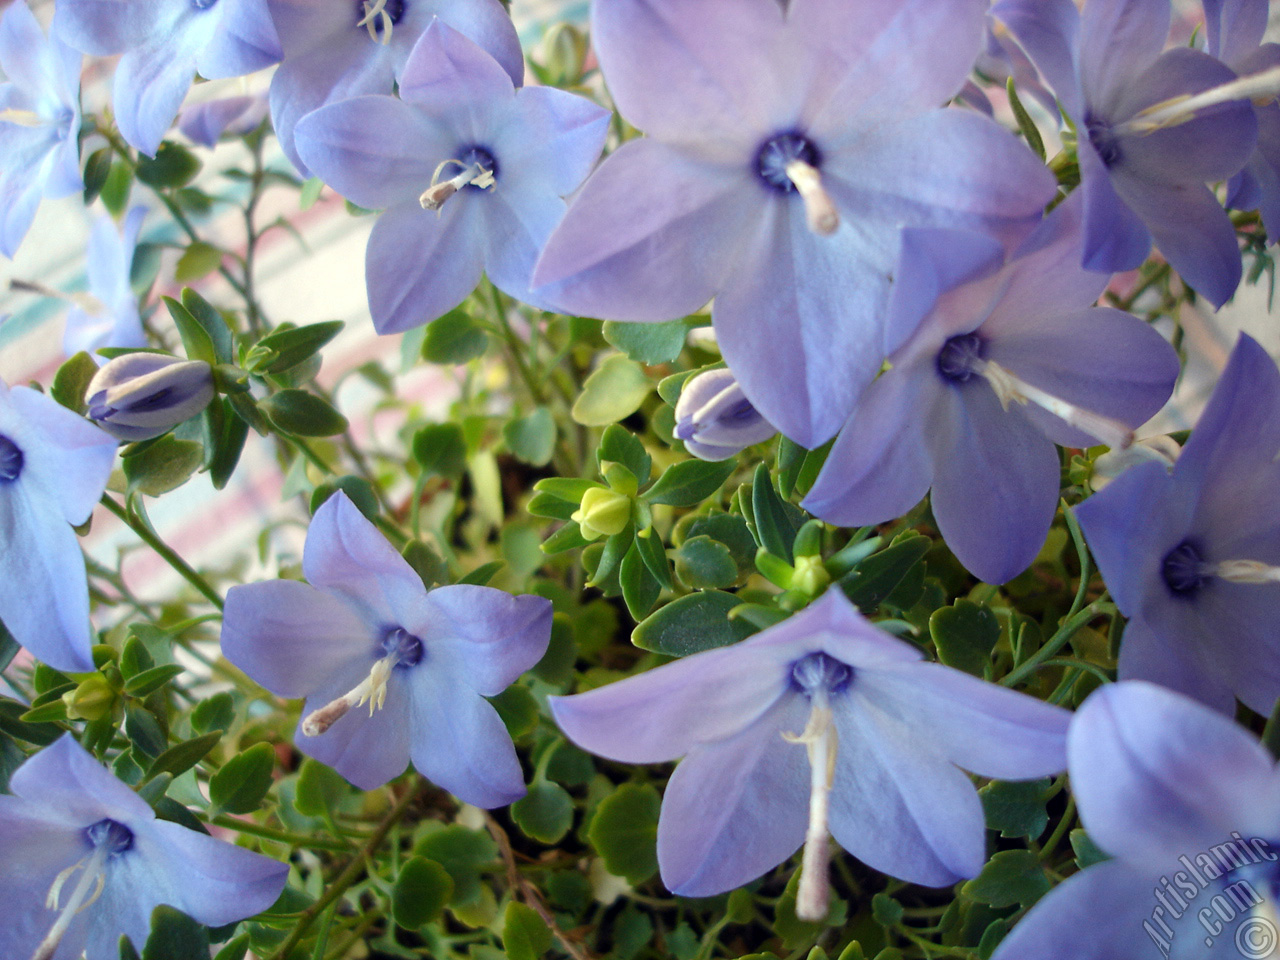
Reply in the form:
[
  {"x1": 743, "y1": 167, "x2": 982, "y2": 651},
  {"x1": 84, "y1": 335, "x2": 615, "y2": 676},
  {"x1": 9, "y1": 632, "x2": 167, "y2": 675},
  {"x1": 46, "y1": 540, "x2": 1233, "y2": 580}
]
[
  {"x1": 62, "y1": 673, "x2": 116, "y2": 721},
  {"x1": 543, "y1": 23, "x2": 589, "y2": 86},
  {"x1": 790, "y1": 555, "x2": 831, "y2": 600},
  {"x1": 572, "y1": 486, "x2": 632, "y2": 540},
  {"x1": 85, "y1": 353, "x2": 216, "y2": 442},
  {"x1": 674, "y1": 369, "x2": 777, "y2": 461}
]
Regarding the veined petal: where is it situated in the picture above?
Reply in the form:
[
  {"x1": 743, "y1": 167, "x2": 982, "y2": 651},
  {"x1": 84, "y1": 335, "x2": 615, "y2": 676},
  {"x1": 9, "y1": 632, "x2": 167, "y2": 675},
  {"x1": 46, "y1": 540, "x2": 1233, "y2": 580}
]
[
  {"x1": 296, "y1": 668, "x2": 413, "y2": 790},
  {"x1": 221, "y1": 579, "x2": 377, "y2": 699},
  {"x1": 533, "y1": 138, "x2": 758, "y2": 322},
  {"x1": 657, "y1": 694, "x2": 810, "y2": 897},
  {"x1": 829, "y1": 693, "x2": 986, "y2": 886},
  {"x1": 2, "y1": 1, "x2": 71, "y2": 96},
  {"x1": 499, "y1": 86, "x2": 610, "y2": 199},
  {"x1": 480, "y1": 186, "x2": 569, "y2": 311},
  {"x1": 999, "y1": 190, "x2": 1112, "y2": 320},
  {"x1": 408, "y1": 668, "x2": 526, "y2": 808},
  {"x1": 196, "y1": 0, "x2": 281, "y2": 78},
  {"x1": 1204, "y1": 0, "x2": 1268, "y2": 63},
  {"x1": 1070, "y1": 681, "x2": 1280, "y2": 869},
  {"x1": 113, "y1": 32, "x2": 208, "y2": 156},
  {"x1": 10, "y1": 735, "x2": 153, "y2": 827},
  {"x1": 365, "y1": 199, "x2": 485, "y2": 335},
  {"x1": 1078, "y1": 136, "x2": 1152, "y2": 273},
  {"x1": 0, "y1": 798, "x2": 89, "y2": 960},
  {"x1": 51, "y1": 0, "x2": 176, "y2": 55},
  {"x1": 396, "y1": 18, "x2": 514, "y2": 137},
  {"x1": 413, "y1": 586, "x2": 551, "y2": 697},
  {"x1": 990, "y1": 0, "x2": 1083, "y2": 118},
  {"x1": 1078, "y1": 0, "x2": 1170, "y2": 115}
]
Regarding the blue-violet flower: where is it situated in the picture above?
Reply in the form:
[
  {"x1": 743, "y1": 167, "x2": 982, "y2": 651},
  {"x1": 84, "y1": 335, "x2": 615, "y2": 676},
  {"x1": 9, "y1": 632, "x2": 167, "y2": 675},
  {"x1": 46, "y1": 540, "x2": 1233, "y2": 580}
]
[
  {"x1": 64, "y1": 206, "x2": 148, "y2": 358},
  {"x1": 86, "y1": 353, "x2": 216, "y2": 442},
  {"x1": 673, "y1": 368, "x2": 777, "y2": 462}
]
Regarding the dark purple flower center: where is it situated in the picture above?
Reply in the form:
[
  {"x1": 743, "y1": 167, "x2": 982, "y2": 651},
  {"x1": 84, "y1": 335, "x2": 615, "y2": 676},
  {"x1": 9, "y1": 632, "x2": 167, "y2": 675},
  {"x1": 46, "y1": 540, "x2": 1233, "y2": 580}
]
[
  {"x1": 355, "y1": 0, "x2": 405, "y2": 34},
  {"x1": 382, "y1": 626, "x2": 424, "y2": 668},
  {"x1": 460, "y1": 146, "x2": 498, "y2": 187},
  {"x1": 1085, "y1": 113, "x2": 1122, "y2": 168},
  {"x1": 790, "y1": 652, "x2": 852, "y2": 695},
  {"x1": 192, "y1": 0, "x2": 219, "y2": 9},
  {"x1": 0, "y1": 434, "x2": 23, "y2": 483},
  {"x1": 756, "y1": 132, "x2": 822, "y2": 193},
  {"x1": 937, "y1": 333, "x2": 986, "y2": 383},
  {"x1": 673, "y1": 397, "x2": 758, "y2": 440},
  {"x1": 1162, "y1": 540, "x2": 1207, "y2": 596},
  {"x1": 85, "y1": 818, "x2": 134, "y2": 857}
]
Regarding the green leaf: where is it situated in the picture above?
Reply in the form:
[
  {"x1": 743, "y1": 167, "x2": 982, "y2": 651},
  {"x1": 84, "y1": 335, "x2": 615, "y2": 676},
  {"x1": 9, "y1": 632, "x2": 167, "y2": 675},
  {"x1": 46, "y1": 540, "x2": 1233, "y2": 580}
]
[
  {"x1": 511, "y1": 780, "x2": 574, "y2": 844},
  {"x1": 147, "y1": 732, "x2": 222, "y2": 780},
  {"x1": 673, "y1": 536, "x2": 738, "y2": 590},
  {"x1": 634, "y1": 527, "x2": 672, "y2": 589},
  {"x1": 504, "y1": 407, "x2": 556, "y2": 467},
  {"x1": 602, "y1": 318, "x2": 687, "y2": 364},
  {"x1": 141, "y1": 906, "x2": 209, "y2": 960},
  {"x1": 164, "y1": 296, "x2": 217, "y2": 366},
  {"x1": 123, "y1": 663, "x2": 185, "y2": 699},
  {"x1": 541, "y1": 521, "x2": 591, "y2": 556},
  {"x1": 208, "y1": 399, "x2": 249, "y2": 489},
  {"x1": 209, "y1": 742, "x2": 276, "y2": 816},
  {"x1": 1007, "y1": 77, "x2": 1047, "y2": 162},
  {"x1": 423, "y1": 309, "x2": 488, "y2": 364},
  {"x1": 393, "y1": 857, "x2": 454, "y2": 928},
  {"x1": 572, "y1": 354, "x2": 651, "y2": 426},
  {"x1": 136, "y1": 142, "x2": 202, "y2": 189},
  {"x1": 750, "y1": 463, "x2": 797, "y2": 563},
  {"x1": 125, "y1": 704, "x2": 168, "y2": 758},
  {"x1": 174, "y1": 241, "x2": 223, "y2": 283},
  {"x1": 532, "y1": 477, "x2": 597, "y2": 502},
  {"x1": 101, "y1": 160, "x2": 134, "y2": 217},
  {"x1": 632, "y1": 590, "x2": 754, "y2": 656},
  {"x1": 259, "y1": 389, "x2": 348, "y2": 437},
  {"x1": 0, "y1": 697, "x2": 61, "y2": 745},
  {"x1": 414, "y1": 825, "x2": 498, "y2": 905},
  {"x1": 180, "y1": 289, "x2": 234, "y2": 365},
  {"x1": 299, "y1": 176, "x2": 324, "y2": 209},
  {"x1": 124, "y1": 437, "x2": 203, "y2": 497},
  {"x1": 490, "y1": 683, "x2": 539, "y2": 740},
  {"x1": 644, "y1": 458, "x2": 736, "y2": 507},
  {"x1": 413, "y1": 423, "x2": 467, "y2": 476},
  {"x1": 962, "y1": 850, "x2": 1051, "y2": 908},
  {"x1": 871, "y1": 892, "x2": 904, "y2": 928},
  {"x1": 120, "y1": 934, "x2": 143, "y2": 960},
  {"x1": 837, "y1": 533, "x2": 930, "y2": 614},
  {"x1": 52, "y1": 351, "x2": 100, "y2": 413},
  {"x1": 295, "y1": 756, "x2": 349, "y2": 817},
  {"x1": 930, "y1": 601, "x2": 999, "y2": 676},
  {"x1": 248, "y1": 320, "x2": 344, "y2": 375},
  {"x1": 1070, "y1": 829, "x2": 1110, "y2": 869},
  {"x1": 588, "y1": 782, "x2": 660, "y2": 885},
  {"x1": 981, "y1": 779, "x2": 1051, "y2": 840},
  {"x1": 619, "y1": 539, "x2": 661, "y2": 619},
  {"x1": 503, "y1": 900, "x2": 553, "y2": 960},
  {"x1": 212, "y1": 934, "x2": 251, "y2": 960},
  {"x1": 191, "y1": 692, "x2": 235, "y2": 735},
  {"x1": 83, "y1": 146, "x2": 113, "y2": 204},
  {"x1": 686, "y1": 514, "x2": 757, "y2": 578},
  {"x1": 311, "y1": 476, "x2": 379, "y2": 521},
  {"x1": 597, "y1": 425, "x2": 651, "y2": 487},
  {"x1": 459, "y1": 559, "x2": 504, "y2": 587}
]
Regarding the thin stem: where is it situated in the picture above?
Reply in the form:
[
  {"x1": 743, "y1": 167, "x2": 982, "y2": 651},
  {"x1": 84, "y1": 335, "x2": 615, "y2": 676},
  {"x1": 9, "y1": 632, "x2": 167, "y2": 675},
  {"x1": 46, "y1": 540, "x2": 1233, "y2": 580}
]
[
  {"x1": 99, "y1": 494, "x2": 224, "y2": 610},
  {"x1": 1039, "y1": 794, "x2": 1076, "y2": 862},
  {"x1": 999, "y1": 601, "x2": 1111, "y2": 688},
  {"x1": 210, "y1": 816, "x2": 353, "y2": 852}
]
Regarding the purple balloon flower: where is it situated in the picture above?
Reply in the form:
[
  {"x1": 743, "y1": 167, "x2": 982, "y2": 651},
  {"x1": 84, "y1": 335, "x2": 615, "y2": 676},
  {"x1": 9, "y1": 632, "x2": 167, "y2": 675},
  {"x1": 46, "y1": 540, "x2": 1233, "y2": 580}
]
[
  {"x1": 551, "y1": 589, "x2": 1069, "y2": 914},
  {"x1": 0, "y1": 377, "x2": 116, "y2": 673},
  {"x1": 802, "y1": 192, "x2": 1178, "y2": 585},
  {"x1": 53, "y1": 0, "x2": 280, "y2": 157},
  {"x1": 292, "y1": 19, "x2": 609, "y2": 334},
  {"x1": 0, "y1": 735, "x2": 287, "y2": 960},
  {"x1": 0, "y1": 0, "x2": 82, "y2": 259},
  {"x1": 1204, "y1": 0, "x2": 1280, "y2": 237},
  {"x1": 1075, "y1": 333, "x2": 1280, "y2": 716},
  {"x1": 64, "y1": 206, "x2": 148, "y2": 358},
  {"x1": 531, "y1": 0, "x2": 1056, "y2": 449},
  {"x1": 992, "y1": 0, "x2": 1258, "y2": 307},
  {"x1": 673, "y1": 368, "x2": 777, "y2": 462},
  {"x1": 267, "y1": 0, "x2": 524, "y2": 177},
  {"x1": 221, "y1": 491, "x2": 553, "y2": 803},
  {"x1": 992, "y1": 681, "x2": 1280, "y2": 960}
]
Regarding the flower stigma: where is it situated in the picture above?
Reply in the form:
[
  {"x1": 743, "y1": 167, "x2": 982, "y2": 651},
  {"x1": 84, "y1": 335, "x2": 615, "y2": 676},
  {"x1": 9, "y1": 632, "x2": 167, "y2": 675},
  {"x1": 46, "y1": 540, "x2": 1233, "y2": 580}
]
[
  {"x1": 1116, "y1": 64, "x2": 1280, "y2": 135},
  {"x1": 30, "y1": 820, "x2": 134, "y2": 960},
  {"x1": 420, "y1": 156, "x2": 496, "y2": 213},
  {"x1": 357, "y1": 0, "x2": 403, "y2": 45},
  {"x1": 302, "y1": 627, "x2": 424, "y2": 736},
  {"x1": 756, "y1": 132, "x2": 839, "y2": 236},
  {"x1": 784, "y1": 653, "x2": 851, "y2": 921}
]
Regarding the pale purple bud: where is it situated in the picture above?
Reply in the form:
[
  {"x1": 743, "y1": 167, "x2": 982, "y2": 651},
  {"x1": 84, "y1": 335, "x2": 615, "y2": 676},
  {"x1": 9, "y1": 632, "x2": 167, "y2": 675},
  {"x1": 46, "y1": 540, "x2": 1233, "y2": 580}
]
[
  {"x1": 85, "y1": 353, "x2": 215, "y2": 442},
  {"x1": 673, "y1": 369, "x2": 777, "y2": 461}
]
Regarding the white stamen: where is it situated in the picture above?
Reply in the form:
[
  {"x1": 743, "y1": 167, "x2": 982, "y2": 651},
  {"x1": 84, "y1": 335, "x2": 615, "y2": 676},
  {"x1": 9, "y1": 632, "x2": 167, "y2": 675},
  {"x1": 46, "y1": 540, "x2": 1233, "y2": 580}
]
[
  {"x1": 783, "y1": 689, "x2": 838, "y2": 921},
  {"x1": 10, "y1": 278, "x2": 107, "y2": 316},
  {"x1": 1207, "y1": 559, "x2": 1280, "y2": 584},
  {"x1": 358, "y1": 0, "x2": 393, "y2": 45},
  {"x1": 31, "y1": 846, "x2": 110, "y2": 960},
  {"x1": 0, "y1": 109, "x2": 44, "y2": 127},
  {"x1": 419, "y1": 160, "x2": 496, "y2": 212},
  {"x1": 301, "y1": 656, "x2": 394, "y2": 737},
  {"x1": 1116, "y1": 65, "x2": 1280, "y2": 135},
  {"x1": 784, "y1": 159, "x2": 840, "y2": 236},
  {"x1": 976, "y1": 359, "x2": 1134, "y2": 450}
]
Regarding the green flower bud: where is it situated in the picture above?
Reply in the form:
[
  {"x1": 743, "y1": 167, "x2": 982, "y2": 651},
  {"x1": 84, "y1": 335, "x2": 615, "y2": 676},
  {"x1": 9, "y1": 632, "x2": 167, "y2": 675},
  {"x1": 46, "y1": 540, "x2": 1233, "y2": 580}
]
[
  {"x1": 62, "y1": 673, "x2": 117, "y2": 722},
  {"x1": 790, "y1": 555, "x2": 832, "y2": 600},
  {"x1": 572, "y1": 486, "x2": 632, "y2": 540}
]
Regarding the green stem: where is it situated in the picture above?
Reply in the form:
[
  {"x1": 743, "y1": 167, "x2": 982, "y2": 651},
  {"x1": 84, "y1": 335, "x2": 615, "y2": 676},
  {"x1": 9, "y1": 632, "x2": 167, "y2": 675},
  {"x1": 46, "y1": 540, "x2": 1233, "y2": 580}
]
[
  {"x1": 210, "y1": 816, "x2": 352, "y2": 852},
  {"x1": 100, "y1": 494, "x2": 224, "y2": 610},
  {"x1": 1039, "y1": 794, "x2": 1076, "y2": 862},
  {"x1": 1000, "y1": 601, "x2": 1110, "y2": 689}
]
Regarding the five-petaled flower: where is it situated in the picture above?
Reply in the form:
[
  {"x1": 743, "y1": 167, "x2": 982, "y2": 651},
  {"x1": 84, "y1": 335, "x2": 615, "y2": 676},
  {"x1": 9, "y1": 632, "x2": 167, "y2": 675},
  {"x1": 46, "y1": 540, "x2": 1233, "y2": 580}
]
[{"x1": 222, "y1": 490, "x2": 553, "y2": 804}]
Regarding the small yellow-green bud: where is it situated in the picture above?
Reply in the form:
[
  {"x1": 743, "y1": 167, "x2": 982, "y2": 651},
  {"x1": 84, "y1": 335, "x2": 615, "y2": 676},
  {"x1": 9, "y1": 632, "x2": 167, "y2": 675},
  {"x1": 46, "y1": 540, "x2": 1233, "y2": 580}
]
[
  {"x1": 62, "y1": 673, "x2": 116, "y2": 721},
  {"x1": 601, "y1": 461, "x2": 639, "y2": 496},
  {"x1": 790, "y1": 555, "x2": 832, "y2": 600},
  {"x1": 572, "y1": 486, "x2": 632, "y2": 540},
  {"x1": 542, "y1": 22, "x2": 588, "y2": 86}
]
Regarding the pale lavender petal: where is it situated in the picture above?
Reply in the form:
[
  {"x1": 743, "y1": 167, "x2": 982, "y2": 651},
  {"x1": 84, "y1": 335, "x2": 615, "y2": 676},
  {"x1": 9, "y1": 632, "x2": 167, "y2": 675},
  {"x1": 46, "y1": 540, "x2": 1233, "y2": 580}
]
[
  {"x1": 10, "y1": 735, "x2": 153, "y2": 826},
  {"x1": 221, "y1": 579, "x2": 376, "y2": 698},
  {"x1": 829, "y1": 694, "x2": 987, "y2": 886},
  {"x1": 860, "y1": 663, "x2": 1070, "y2": 779},
  {"x1": 196, "y1": 0, "x2": 281, "y2": 78},
  {"x1": 396, "y1": 18, "x2": 513, "y2": 131},
  {"x1": 411, "y1": 585, "x2": 551, "y2": 697},
  {"x1": 533, "y1": 139, "x2": 758, "y2": 322},
  {"x1": 408, "y1": 669, "x2": 527, "y2": 808},
  {"x1": 481, "y1": 188, "x2": 569, "y2": 311},
  {"x1": 1193, "y1": 581, "x2": 1280, "y2": 716},
  {"x1": 800, "y1": 588, "x2": 927, "y2": 668},
  {"x1": 179, "y1": 94, "x2": 267, "y2": 146},
  {"x1": 365, "y1": 200, "x2": 485, "y2": 335},
  {"x1": 297, "y1": 667, "x2": 413, "y2": 790},
  {"x1": 929, "y1": 384, "x2": 1060, "y2": 584},
  {"x1": 1078, "y1": 137, "x2": 1152, "y2": 272},
  {"x1": 1069, "y1": 681, "x2": 1280, "y2": 869},
  {"x1": 3, "y1": 0, "x2": 71, "y2": 93},
  {"x1": 51, "y1": 0, "x2": 167, "y2": 55},
  {"x1": 998, "y1": 190, "x2": 1110, "y2": 320},
  {"x1": 0, "y1": 798, "x2": 89, "y2": 960},
  {"x1": 657, "y1": 694, "x2": 810, "y2": 897},
  {"x1": 494, "y1": 85, "x2": 610, "y2": 198},
  {"x1": 113, "y1": 31, "x2": 209, "y2": 156},
  {"x1": 1117, "y1": 613, "x2": 1237, "y2": 716},
  {"x1": 301, "y1": 491, "x2": 428, "y2": 628},
  {"x1": 990, "y1": 0, "x2": 1083, "y2": 117},
  {"x1": 293, "y1": 95, "x2": 445, "y2": 210},
  {"x1": 1203, "y1": 0, "x2": 1268, "y2": 63},
  {"x1": 1078, "y1": 0, "x2": 1170, "y2": 113}
]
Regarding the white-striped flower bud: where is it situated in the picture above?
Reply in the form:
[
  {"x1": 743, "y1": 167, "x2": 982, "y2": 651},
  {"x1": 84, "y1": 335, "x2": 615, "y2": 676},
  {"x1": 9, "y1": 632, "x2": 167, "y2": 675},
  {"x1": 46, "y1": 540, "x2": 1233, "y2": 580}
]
[
  {"x1": 85, "y1": 353, "x2": 215, "y2": 442},
  {"x1": 673, "y1": 369, "x2": 777, "y2": 461}
]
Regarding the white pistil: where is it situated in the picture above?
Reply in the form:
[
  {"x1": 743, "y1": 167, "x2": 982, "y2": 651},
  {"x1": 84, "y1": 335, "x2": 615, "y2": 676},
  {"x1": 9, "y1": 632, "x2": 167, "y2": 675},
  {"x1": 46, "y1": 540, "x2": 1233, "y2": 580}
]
[
  {"x1": 1116, "y1": 64, "x2": 1280, "y2": 135},
  {"x1": 0, "y1": 108, "x2": 44, "y2": 127},
  {"x1": 783, "y1": 689, "x2": 838, "y2": 922},
  {"x1": 784, "y1": 159, "x2": 839, "y2": 236},
  {"x1": 31, "y1": 846, "x2": 110, "y2": 960},
  {"x1": 358, "y1": 0, "x2": 393, "y2": 45},
  {"x1": 9, "y1": 278, "x2": 106, "y2": 316},
  {"x1": 419, "y1": 160, "x2": 496, "y2": 213},
  {"x1": 976, "y1": 358, "x2": 1134, "y2": 450},
  {"x1": 302, "y1": 656, "x2": 394, "y2": 737},
  {"x1": 1207, "y1": 560, "x2": 1280, "y2": 584}
]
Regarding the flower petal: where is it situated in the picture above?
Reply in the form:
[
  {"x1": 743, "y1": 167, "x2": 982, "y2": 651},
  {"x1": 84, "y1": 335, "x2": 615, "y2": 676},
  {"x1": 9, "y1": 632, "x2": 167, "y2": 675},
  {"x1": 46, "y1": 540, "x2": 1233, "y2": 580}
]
[
  {"x1": 50, "y1": 0, "x2": 168, "y2": 55},
  {"x1": 396, "y1": 18, "x2": 514, "y2": 133},
  {"x1": 112, "y1": 32, "x2": 208, "y2": 156},
  {"x1": 1077, "y1": 136, "x2": 1153, "y2": 273},
  {"x1": 296, "y1": 668, "x2": 413, "y2": 790},
  {"x1": 10, "y1": 735, "x2": 153, "y2": 827},
  {"x1": 196, "y1": 0, "x2": 281, "y2": 78},
  {"x1": 990, "y1": 0, "x2": 1083, "y2": 118},
  {"x1": 500, "y1": 86, "x2": 610, "y2": 199},
  {"x1": 1078, "y1": 0, "x2": 1170, "y2": 113},
  {"x1": 1115, "y1": 613, "x2": 1237, "y2": 716},
  {"x1": 1203, "y1": 0, "x2": 1268, "y2": 63}
]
